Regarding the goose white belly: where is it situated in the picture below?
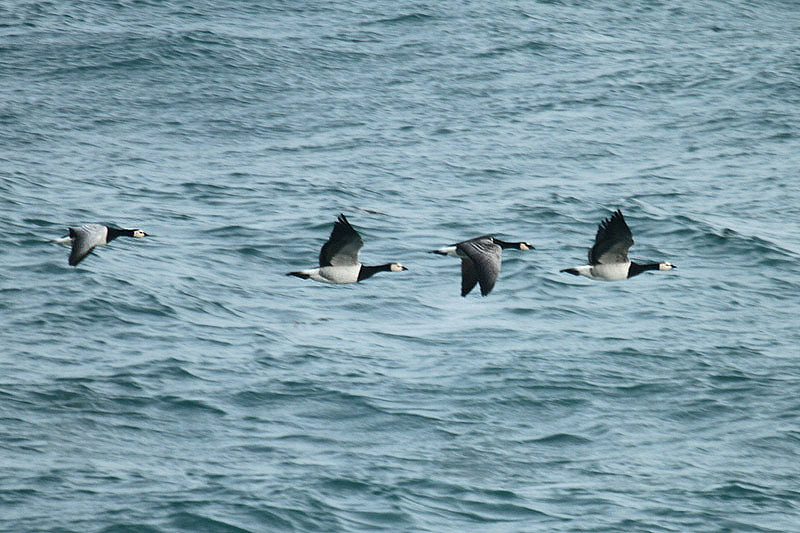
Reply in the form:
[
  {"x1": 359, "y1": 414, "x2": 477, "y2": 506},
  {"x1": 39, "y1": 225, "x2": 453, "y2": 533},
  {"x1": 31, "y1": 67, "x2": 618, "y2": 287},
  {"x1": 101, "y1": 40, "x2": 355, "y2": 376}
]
[
  {"x1": 588, "y1": 262, "x2": 630, "y2": 281},
  {"x1": 308, "y1": 264, "x2": 361, "y2": 284}
]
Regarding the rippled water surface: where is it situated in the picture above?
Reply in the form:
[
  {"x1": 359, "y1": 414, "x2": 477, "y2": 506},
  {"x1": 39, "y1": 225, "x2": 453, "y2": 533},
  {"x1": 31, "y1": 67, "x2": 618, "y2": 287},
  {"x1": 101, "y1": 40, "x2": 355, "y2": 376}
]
[{"x1": 2, "y1": 1, "x2": 800, "y2": 531}]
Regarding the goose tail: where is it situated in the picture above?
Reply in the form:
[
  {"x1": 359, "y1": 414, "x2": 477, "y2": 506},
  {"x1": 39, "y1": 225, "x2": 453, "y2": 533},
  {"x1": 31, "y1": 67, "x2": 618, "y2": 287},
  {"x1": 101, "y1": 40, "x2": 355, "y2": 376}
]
[{"x1": 430, "y1": 245, "x2": 458, "y2": 257}]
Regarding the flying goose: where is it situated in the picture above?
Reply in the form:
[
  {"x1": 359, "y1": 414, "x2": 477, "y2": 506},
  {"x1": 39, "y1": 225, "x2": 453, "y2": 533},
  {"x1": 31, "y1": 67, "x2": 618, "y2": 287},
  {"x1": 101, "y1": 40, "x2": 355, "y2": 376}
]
[
  {"x1": 431, "y1": 236, "x2": 533, "y2": 297},
  {"x1": 560, "y1": 209, "x2": 675, "y2": 281},
  {"x1": 287, "y1": 214, "x2": 407, "y2": 284},
  {"x1": 54, "y1": 224, "x2": 149, "y2": 266}
]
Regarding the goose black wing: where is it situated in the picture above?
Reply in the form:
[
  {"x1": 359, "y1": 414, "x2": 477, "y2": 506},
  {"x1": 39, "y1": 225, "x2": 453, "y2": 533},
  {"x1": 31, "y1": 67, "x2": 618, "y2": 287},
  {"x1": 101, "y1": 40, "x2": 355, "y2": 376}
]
[
  {"x1": 588, "y1": 209, "x2": 634, "y2": 265},
  {"x1": 457, "y1": 237, "x2": 502, "y2": 296},
  {"x1": 460, "y1": 258, "x2": 479, "y2": 297},
  {"x1": 319, "y1": 214, "x2": 363, "y2": 267}
]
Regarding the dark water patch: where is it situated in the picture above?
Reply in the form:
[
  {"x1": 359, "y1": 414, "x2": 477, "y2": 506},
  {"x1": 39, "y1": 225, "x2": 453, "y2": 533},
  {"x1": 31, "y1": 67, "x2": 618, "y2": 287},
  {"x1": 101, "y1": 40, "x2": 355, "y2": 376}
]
[
  {"x1": 324, "y1": 29, "x2": 384, "y2": 44},
  {"x1": 474, "y1": 40, "x2": 565, "y2": 59},
  {"x1": 335, "y1": 510, "x2": 412, "y2": 531},
  {"x1": 83, "y1": 294, "x2": 178, "y2": 322},
  {"x1": 239, "y1": 507, "x2": 296, "y2": 531},
  {"x1": 292, "y1": 389, "x2": 390, "y2": 421},
  {"x1": 785, "y1": 430, "x2": 800, "y2": 443},
  {"x1": 371, "y1": 330, "x2": 441, "y2": 348},
  {"x1": 709, "y1": 344, "x2": 766, "y2": 360},
  {"x1": 704, "y1": 481, "x2": 775, "y2": 502},
  {"x1": 318, "y1": 476, "x2": 374, "y2": 494},
  {"x1": 746, "y1": 433, "x2": 800, "y2": 458},
  {"x1": 668, "y1": 397, "x2": 736, "y2": 422},
  {"x1": 275, "y1": 433, "x2": 340, "y2": 450},
  {"x1": 179, "y1": 182, "x2": 258, "y2": 194},
  {"x1": 364, "y1": 12, "x2": 435, "y2": 26},
  {"x1": 230, "y1": 443, "x2": 278, "y2": 455},
  {"x1": 0, "y1": 487, "x2": 39, "y2": 504},
  {"x1": 527, "y1": 433, "x2": 592, "y2": 445},
  {"x1": 457, "y1": 499, "x2": 550, "y2": 522},
  {"x1": 139, "y1": 359, "x2": 205, "y2": 381},
  {"x1": 398, "y1": 478, "x2": 551, "y2": 524},
  {"x1": 399, "y1": 477, "x2": 523, "y2": 502},
  {"x1": 104, "y1": 373, "x2": 146, "y2": 392},
  {"x1": 100, "y1": 524, "x2": 164, "y2": 533},
  {"x1": 155, "y1": 395, "x2": 227, "y2": 417},
  {"x1": 230, "y1": 389, "x2": 301, "y2": 408},
  {"x1": 206, "y1": 225, "x2": 258, "y2": 237},
  {"x1": 676, "y1": 219, "x2": 799, "y2": 267},
  {"x1": 708, "y1": 371, "x2": 752, "y2": 383},
  {"x1": 609, "y1": 518, "x2": 678, "y2": 532},
  {"x1": 21, "y1": 217, "x2": 54, "y2": 227},
  {"x1": 169, "y1": 511, "x2": 252, "y2": 533},
  {"x1": 236, "y1": 246, "x2": 263, "y2": 257},
  {"x1": 27, "y1": 384, "x2": 102, "y2": 411}
]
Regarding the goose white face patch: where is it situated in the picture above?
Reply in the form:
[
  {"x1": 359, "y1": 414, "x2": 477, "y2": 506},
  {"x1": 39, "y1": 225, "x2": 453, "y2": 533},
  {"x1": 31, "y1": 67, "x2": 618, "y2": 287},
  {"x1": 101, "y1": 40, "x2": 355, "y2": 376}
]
[
  {"x1": 520, "y1": 243, "x2": 531, "y2": 251},
  {"x1": 659, "y1": 262, "x2": 675, "y2": 271},
  {"x1": 133, "y1": 229, "x2": 147, "y2": 238},
  {"x1": 390, "y1": 263, "x2": 406, "y2": 272}
]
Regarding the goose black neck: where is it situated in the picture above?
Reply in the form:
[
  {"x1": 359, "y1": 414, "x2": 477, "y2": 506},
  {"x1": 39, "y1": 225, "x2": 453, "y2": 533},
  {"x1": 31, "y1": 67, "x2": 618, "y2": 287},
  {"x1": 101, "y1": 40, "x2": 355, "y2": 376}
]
[
  {"x1": 493, "y1": 239, "x2": 521, "y2": 249},
  {"x1": 358, "y1": 264, "x2": 392, "y2": 281},
  {"x1": 628, "y1": 262, "x2": 660, "y2": 278},
  {"x1": 106, "y1": 227, "x2": 135, "y2": 242}
]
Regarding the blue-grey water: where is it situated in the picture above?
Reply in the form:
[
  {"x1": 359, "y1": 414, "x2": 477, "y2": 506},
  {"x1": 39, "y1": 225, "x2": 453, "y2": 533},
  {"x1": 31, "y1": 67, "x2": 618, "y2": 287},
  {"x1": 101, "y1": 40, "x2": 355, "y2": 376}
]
[{"x1": 2, "y1": 1, "x2": 800, "y2": 531}]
